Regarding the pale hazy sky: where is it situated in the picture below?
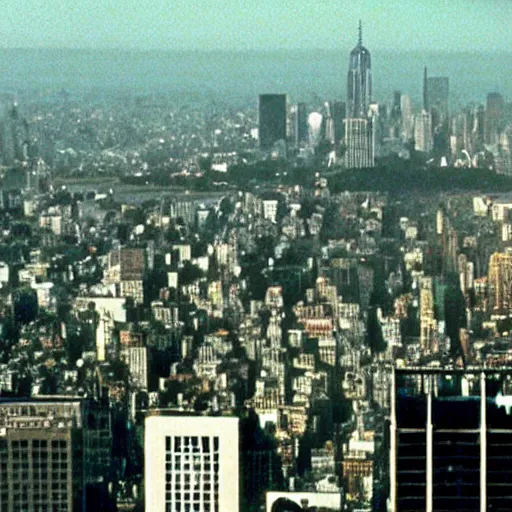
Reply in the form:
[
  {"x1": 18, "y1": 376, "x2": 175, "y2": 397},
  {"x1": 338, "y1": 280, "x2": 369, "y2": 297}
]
[{"x1": 2, "y1": 0, "x2": 510, "y2": 51}]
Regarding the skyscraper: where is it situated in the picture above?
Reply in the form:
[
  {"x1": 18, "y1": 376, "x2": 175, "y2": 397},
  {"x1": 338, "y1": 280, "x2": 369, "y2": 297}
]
[
  {"x1": 258, "y1": 94, "x2": 287, "y2": 151},
  {"x1": 332, "y1": 101, "x2": 346, "y2": 143},
  {"x1": 390, "y1": 368, "x2": 512, "y2": 512},
  {"x1": 294, "y1": 102, "x2": 308, "y2": 148},
  {"x1": 344, "y1": 118, "x2": 374, "y2": 168},
  {"x1": 414, "y1": 110, "x2": 433, "y2": 153},
  {"x1": 347, "y1": 22, "x2": 372, "y2": 119},
  {"x1": 427, "y1": 77, "x2": 449, "y2": 122},
  {"x1": 400, "y1": 95, "x2": 413, "y2": 142},
  {"x1": 423, "y1": 67, "x2": 449, "y2": 130},
  {"x1": 145, "y1": 414, "x2": 239, "y2": 512},
  {"x1": 486, "y1": 92, "x2": 505, "y2": 144},
  {"x1": 0, "y1": 397, "x2": 112, "y2": 512},
  {"x1": 488, "y1": 251, "x2": 512, "y2": 313}
]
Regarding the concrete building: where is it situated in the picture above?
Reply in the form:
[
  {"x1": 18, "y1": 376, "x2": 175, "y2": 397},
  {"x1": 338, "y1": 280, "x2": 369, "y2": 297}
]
[
  {"x1": 0, "y1": 397, "x2": 111, "y2": 512},
  {"x1": 145, "y1": 414, "x2": 239, "y2": 512},
  {"x1": 486, "y1": 92, "x2": 504, "y2": 144},
  {"x1": 104, "y1": 248, "x2": 145, "y2": 305},
  {"x1": 121, "y1": 346, "x2": 149, "y2": 390},
  {"x1": 414, "y1": 110, "x2": 433, "y2": 153},
  {"x1": 488, "y1": 251, "x2": 512, "y2": 314}
]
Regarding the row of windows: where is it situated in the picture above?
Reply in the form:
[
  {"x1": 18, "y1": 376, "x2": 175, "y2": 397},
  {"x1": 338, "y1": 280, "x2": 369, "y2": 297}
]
[
  {"x1": 11, "y1": 439, "x2": 66, "y2": 448},
  {"x1": 165, "y1": 492, "x2": 219, "y2": 502},
  {"x1": 166, "y1": 437, "x2": 219, "y2": 454},
  {"x1": 165, "y1": 503, "x2": 219, "y2": 512},
  {"x1": 165, "y1": 462, "x2": 219, "y2": 472},
  {"x1": 165, "y1": 473, "x2": 219, "y2": 483},
  {"x1": 166, "y1": 454, "x2": 219, "y2": 463},
  {"x1": 11, "y1": 461, "x2": 67, "y2": 468},
  {"x1": 164, "y1": 484, "x2": 220, "y2": 494},
  {"x1": 0, "y1": 506, "x2": 70, "y2": 512},
  {"x1": 164, "y1": 483, "x2": 219, "y2": 493}
]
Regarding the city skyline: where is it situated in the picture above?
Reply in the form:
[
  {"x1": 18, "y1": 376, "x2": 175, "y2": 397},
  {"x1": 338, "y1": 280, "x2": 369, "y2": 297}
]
[{"x1": 3, "y1": 0, "x2": 512, "y2": 52}]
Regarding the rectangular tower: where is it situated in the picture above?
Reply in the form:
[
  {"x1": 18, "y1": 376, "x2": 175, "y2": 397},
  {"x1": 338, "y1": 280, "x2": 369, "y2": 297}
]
[
  {"x1": 344, "y1": 118, "x2": 374, "y2": 169},
  {"x1": 486, "y1": 93, "x2": 505, "y2": 144},
  {"x1": 294, "y1": 102, "x2": 308, "y2": 148},
  {"x1": 333, "y1": 101, "x2": 346, "y2": 143},
  {"x1": 145, "y1": 414, "x2": 240, "y2": 512},
  {"x1": 0, "y1": 398, "x2": 112, "y2": 512},
  {"x1": 258, "y1": 94, "x2": 287, "y2": 151},
  {"x1": 426, "y1": 77, "x2": 449, "y2": 122}
]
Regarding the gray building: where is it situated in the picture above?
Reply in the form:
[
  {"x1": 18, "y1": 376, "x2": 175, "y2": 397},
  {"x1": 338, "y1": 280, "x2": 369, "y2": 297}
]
[{"x1": 0, "y1": 397, "x2": 112, "y2": 512}]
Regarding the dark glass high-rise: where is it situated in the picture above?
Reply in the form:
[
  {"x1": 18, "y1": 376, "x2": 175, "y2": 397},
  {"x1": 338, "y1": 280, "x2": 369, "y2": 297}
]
[{"x1": 259, "y1": 94, "x2": 287, "y2": 150}]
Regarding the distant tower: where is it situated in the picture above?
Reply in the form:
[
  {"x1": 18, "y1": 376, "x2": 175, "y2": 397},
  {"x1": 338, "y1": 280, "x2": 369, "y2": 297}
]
[
  {"x1": 485, "y1": 92, "x2": 505, "y2": 144},
  {"x1": 347, "y1": 21, "x2": 372, "y2": 119},
  {"x1": 414, "y1": 110, "x2": 433, "y2": 152},
  {"x1": 294, "y1": 102, "x2": 308, "y2": 147},
  {"x1": 427, "y1": 76, "x2": 450, "y2": 123},
  {"x1": 332, "y1": 101, "x2": 346, "y2": 142},
  {"x1": 258, "y1": 94, "x2": 287, "y2": 151},
  {"x1": 423, "y1": 66, "x2": 428, "y2": 111},
  {"x1": 400, "y1": 94, "x2": 414, "y2": 142}
]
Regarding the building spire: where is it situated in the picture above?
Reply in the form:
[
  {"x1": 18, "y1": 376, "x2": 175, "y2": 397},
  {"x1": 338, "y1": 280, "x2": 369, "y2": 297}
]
[
  {"x1": 423, "y1": 65, "x2": 428, "y2": 111},
  {"x1": 358, "y1": 20, "x2": 363, "y2": 45}
]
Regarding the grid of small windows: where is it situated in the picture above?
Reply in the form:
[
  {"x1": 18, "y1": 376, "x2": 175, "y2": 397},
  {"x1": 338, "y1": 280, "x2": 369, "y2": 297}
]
[
  {"x1": 165, "y1": 435, "x2": 220, "y2": 512},
  {"x1": 0, "y1": 440, "x2": 7, "y2": 509},
  {"x1": 50, "y1": 440, "x2": 69, "y2": 511},
  {"x1": 33, "y1": 439, "x2": 49, "y2": 510},
  {"x1": 11, "y1": 440, "x2": 30, "y2": 511}
]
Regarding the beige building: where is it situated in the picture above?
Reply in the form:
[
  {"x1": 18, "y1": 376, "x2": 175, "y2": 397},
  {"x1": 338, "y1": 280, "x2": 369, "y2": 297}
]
[
  {"x1": 145, "y1": 414, "x2": 239, "y2": 512},
  {"x1": 489, "y1": 252, "x2": 512, "y2": 314}
]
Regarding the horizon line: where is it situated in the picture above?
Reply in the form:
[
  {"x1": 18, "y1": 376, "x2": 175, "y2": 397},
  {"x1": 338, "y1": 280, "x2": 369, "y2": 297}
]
[{"x1": 0, "y1": 45, "x2": 510, "y2": 54}]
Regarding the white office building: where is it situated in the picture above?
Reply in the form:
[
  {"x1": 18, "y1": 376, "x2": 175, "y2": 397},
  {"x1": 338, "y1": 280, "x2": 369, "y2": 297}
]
[{"x1": 145, "y1": 415, "x2": 239, "y2": 512}]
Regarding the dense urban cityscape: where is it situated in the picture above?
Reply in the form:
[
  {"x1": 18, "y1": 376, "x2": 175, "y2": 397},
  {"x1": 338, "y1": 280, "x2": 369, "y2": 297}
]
[{"x1": 0, "y1": 14, "x2": 511, "y2": 512}]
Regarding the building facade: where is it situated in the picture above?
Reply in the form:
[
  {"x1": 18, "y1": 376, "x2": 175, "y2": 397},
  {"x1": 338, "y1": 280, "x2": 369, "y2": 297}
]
[
  {"x1": 344, "y1": 118, "x2": 374, "y2": 169},
  {"x1": 0, "y1": 398, "x2": 111, "y2": 512},
  {"x1": 390, "y1": 368, "x2": 512, "y2": 512},
  {"x1": 145, "y1": 414, "x2": 239, "y2": 512}
]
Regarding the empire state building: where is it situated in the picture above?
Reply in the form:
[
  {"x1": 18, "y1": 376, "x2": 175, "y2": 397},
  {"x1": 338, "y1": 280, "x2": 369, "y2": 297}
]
[
  {"x1": 347, "y1": 22, "x2": 372, "y2": 119},
  {"x1": 344, "y1": 22, "x2": 374, "y2": 168}
]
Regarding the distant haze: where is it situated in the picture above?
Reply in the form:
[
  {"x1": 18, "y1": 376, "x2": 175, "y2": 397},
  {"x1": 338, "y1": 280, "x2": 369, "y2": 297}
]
[
  {"x1": 1, "y1": 49, "x2": 510, "y2": 107},
  {"x1": 3, "y1": 0, "x2": 511, "y2": 52}
]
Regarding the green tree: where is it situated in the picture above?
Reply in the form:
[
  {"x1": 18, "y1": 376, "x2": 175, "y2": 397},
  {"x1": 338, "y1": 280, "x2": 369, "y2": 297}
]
[{"x1": 178, "y1": 262, "x2": 204, "y2": 286}]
